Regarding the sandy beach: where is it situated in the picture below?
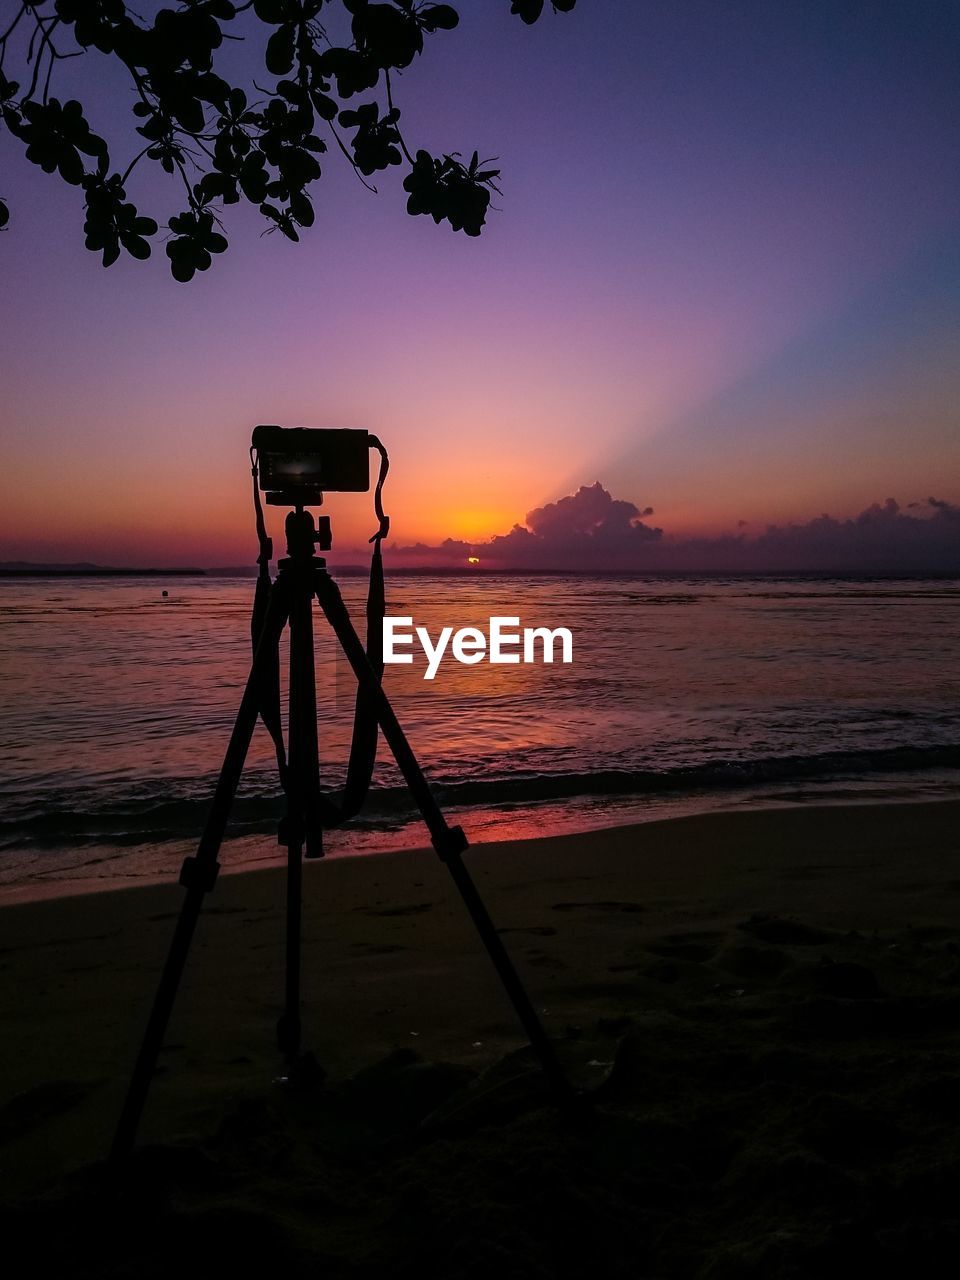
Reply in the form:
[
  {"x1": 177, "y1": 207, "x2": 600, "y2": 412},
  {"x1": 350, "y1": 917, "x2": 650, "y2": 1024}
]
[{"x1": 3, "y1": 798, "x2": 960, "y2": 1276}]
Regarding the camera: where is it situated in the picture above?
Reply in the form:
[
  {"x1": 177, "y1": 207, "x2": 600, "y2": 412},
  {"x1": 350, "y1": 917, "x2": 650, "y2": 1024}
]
[{"x1": 252, "y1": 425, "x2": 371, "y2": 505}]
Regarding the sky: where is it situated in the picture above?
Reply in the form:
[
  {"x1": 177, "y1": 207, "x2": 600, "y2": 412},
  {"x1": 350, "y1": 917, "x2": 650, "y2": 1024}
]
[{"x1": 0, "y1": 0, "x2": 958, "y2": 569}]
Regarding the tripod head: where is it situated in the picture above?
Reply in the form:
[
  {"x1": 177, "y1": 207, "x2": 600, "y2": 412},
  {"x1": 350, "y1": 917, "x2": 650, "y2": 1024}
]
[{"x1": 283, "y1": 507, "x2": 332, "y2": 564}]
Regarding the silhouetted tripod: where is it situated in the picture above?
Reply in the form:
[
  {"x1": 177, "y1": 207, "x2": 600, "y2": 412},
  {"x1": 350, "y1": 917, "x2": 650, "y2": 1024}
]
[{"x1": 112, "y1": 503, "x2": 571, "y2": 1159}]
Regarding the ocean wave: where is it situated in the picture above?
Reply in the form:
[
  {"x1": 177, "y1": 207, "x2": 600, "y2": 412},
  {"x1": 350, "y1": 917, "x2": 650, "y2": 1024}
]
[{"x1": 1, "y1": 743, "x2": 958, "y2": 851}]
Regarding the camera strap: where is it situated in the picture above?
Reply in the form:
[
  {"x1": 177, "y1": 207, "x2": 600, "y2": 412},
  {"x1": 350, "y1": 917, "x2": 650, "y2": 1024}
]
[
  {"x1": 250, "y1": 452, "x2": 288, "y2": 791},
  {"x1": 335, "y1": 436, "x2": 389, "y2": 821},
  {"x1": 249, "y1": 440, "x2": 391, "y2": 830}
]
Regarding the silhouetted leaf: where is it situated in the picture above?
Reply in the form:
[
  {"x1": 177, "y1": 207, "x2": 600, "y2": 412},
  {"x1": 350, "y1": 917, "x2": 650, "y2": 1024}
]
[
  {"x1": 420, "y1": 5, "x2": 459, "y2": 33},
  {"x1": 170, "y1": 94, "x2": 206, "y2": 134},
  {"x1": 352, "y1": 3, "x2": 423, "y2": 69},
  {"x1": 55, "y1": 0, "x2": 126, "y2": 54},
  {"x1": 309, "y1": 87, "x2": 339, "y2": 121},
  {"x1": 167, "y1": 255, "x2": 196, "y2": 282},
  {"x1": 165, "y1": 209, "x2": 227, "y2": 280},
  {"x1": 253, "y1": 0, "x2": 296, "y2": 22},
  {"x1": 317, "y1": 47, "x2": 380, "y2": 97},
  {"x1": 122, "y1": 234, "x2": 151, "y2": 259},
  {"x1": 511, "y1": 0, "x2": 544, "y2": 23},
  {"x1": 238, "y1": 152, "x2": 270, "y2": 202},
  {"x1": 290, "y1": 191, "x2": 314, "y2": 226},
  {"x1": 265, "y1": 26, "x2": 296, "y2": 75},
  {"x1": 260, "y1": 201, "x2": 300, "y2": 240}
]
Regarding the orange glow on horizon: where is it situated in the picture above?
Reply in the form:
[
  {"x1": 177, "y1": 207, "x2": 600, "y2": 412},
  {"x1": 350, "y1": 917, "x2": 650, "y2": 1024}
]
[{"x1": 402, "y1": 501, "x2": 525, "y2": 545}]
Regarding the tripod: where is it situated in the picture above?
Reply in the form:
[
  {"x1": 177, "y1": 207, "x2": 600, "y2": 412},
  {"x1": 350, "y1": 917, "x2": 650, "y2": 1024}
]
[{"x1": 112, "y1": 506, "x2": 571, "y2": 1159}]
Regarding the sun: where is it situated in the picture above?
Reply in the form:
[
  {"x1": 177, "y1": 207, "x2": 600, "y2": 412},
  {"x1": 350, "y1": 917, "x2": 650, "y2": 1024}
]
[{"x1": 467, "y1": 556, "x2": 480, "y2": 566}]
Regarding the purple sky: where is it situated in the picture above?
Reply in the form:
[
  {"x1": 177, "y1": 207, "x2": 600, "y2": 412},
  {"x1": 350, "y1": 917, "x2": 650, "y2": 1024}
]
[{"x1": 0, "y1": 1, "x2": 957, "y2": 568}]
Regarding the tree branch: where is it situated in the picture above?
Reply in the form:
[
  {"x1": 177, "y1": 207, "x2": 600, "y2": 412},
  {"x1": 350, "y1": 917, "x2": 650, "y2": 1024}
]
[
  {"x1": 385, "y1": 69, "x2": 415, "y2": 167},
  {"x1": 0, "y1": 2, "x2": 580, "y2": 276}
]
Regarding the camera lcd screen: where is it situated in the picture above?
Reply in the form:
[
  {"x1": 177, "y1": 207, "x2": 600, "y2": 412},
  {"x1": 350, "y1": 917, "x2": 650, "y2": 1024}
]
[{"x1": 253, "y1": 426, "x2": 370, "y2": 494}]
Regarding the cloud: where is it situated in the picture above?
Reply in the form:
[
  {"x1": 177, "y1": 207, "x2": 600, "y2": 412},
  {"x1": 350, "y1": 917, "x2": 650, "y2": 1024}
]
[
  {"x1": 737, "y1": 496, "x2": 960, "y2": 571},
  {"x1": 395, "y1": 486, "x2": 960, "y2": 571},
  {"x1": 398, "y1": 484, "x2": 663, "y2": 570}
]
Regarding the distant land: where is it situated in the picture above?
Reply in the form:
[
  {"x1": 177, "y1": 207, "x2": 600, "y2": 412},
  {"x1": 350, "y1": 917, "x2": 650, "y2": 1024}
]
[{"x1": 0, "y1": 563, "x2": 206, "y2": 577}]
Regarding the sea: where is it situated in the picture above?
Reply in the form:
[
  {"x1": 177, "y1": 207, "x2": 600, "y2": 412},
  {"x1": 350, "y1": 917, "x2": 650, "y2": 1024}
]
[{"x1": 1, "y1": 572, "x2": 958, "y2": 896}]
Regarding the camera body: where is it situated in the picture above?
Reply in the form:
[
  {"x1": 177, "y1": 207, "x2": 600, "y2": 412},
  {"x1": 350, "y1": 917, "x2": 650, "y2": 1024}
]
[{"x1": 253, "y1": 425, "x2": 370, "y2": 505}]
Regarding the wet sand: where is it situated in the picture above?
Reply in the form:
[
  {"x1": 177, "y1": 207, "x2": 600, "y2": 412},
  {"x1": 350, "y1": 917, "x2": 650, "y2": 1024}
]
[{"x1": 2, "y1": 798, "x2": 959, "y2": 1277}]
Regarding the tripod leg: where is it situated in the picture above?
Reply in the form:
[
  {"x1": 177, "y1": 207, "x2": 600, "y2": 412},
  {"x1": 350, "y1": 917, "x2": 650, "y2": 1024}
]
[
  {"x1": 276, "y1": 570, "x2": 322, "y2": 1063},
  {"x1": 111, "y1": 580, "x2": 291, "y2": 1162},
  {"x1": 315, "y1": 574, "x2": 573, "y2": 1101}
]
